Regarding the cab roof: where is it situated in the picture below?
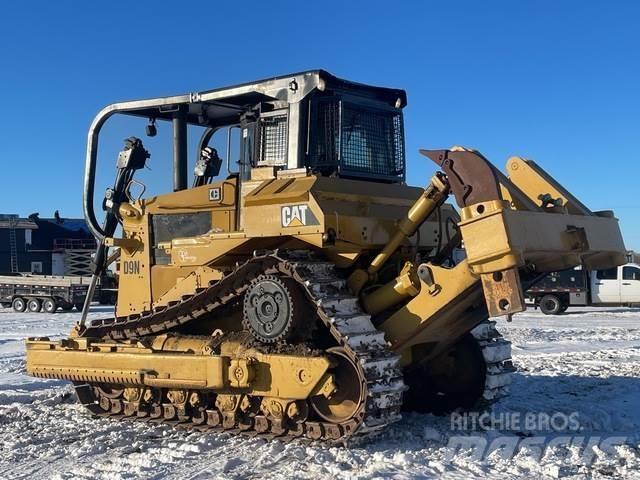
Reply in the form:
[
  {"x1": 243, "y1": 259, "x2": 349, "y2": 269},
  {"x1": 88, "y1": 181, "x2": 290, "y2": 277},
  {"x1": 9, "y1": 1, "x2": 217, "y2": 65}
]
[{"x1": 116, "y1": 70, "x2": 407, "y2": 126}]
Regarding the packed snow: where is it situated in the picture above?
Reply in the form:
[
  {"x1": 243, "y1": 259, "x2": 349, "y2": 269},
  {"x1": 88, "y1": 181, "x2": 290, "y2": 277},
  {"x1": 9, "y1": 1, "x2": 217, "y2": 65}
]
[{"x1": 0, "y1": 305, "x2": 639, "y2": 479}]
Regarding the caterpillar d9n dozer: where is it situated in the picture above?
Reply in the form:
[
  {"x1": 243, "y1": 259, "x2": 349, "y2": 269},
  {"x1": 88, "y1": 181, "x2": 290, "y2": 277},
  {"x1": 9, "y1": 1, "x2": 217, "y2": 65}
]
[{"x1": 26, "y1": 71, "x2": 626, "y2": 443}]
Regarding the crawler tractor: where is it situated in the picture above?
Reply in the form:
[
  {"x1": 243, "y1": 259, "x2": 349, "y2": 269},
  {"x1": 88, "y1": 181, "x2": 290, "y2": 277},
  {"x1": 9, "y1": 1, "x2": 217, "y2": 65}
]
[{"x1": 26, "y1": 71, "x2": 626, "y2": 443}]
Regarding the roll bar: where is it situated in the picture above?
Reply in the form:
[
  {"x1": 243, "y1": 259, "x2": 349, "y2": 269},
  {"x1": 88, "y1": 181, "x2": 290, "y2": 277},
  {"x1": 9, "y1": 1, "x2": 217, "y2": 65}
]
[{"x1": 83, "y1": 94, "x2": 193, "y2": 242}]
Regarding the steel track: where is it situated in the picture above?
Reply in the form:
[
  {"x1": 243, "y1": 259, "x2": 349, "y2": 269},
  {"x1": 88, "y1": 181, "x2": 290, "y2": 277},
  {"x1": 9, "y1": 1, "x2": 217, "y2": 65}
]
[{"x1": 76, "y1": 252, "x2": 406, "y2": 444}]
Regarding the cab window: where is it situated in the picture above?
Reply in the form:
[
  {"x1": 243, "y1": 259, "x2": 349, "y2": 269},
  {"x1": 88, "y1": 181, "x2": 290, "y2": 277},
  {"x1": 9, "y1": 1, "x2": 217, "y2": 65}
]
[
  {"x1": 623, "y1": 266, "x2": 640, "y2": 281},
  {"x1": 596, "y1": 268, "x2": 618, "y2": 280}
]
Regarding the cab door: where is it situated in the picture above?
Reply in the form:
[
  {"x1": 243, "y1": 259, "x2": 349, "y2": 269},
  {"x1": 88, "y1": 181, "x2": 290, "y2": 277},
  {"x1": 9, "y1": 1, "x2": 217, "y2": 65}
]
[
  {"x1": 621, "y1": 265, "x2": 640, "y2": 303},
  {"x1": 591, "y1": 267, "x2": 620, "y2": 303}
]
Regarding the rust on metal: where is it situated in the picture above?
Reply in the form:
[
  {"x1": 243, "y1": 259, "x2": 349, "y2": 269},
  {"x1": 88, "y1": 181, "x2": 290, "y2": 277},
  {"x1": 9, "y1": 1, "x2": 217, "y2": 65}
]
[
  {"x1": 420, "y1": 148, "x2": 502, "y2": 208},
  {"x1": 479, "y1": 267, "x2": 525, "y2": 317}
]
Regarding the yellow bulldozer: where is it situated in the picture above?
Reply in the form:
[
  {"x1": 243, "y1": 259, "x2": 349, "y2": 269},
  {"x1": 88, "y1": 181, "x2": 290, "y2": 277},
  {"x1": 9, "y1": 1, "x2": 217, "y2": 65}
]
[{"x1": 26, "y1": 71, "x2": 626, "y2": 443}]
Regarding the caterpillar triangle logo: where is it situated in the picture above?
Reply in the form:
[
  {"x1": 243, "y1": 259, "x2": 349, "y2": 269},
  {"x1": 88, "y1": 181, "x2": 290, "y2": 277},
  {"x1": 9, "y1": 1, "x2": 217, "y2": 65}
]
[
  {"x1": 287, "y1": 216, "x2": 305, "y2": 227},
  {"x1": 281, "y1": 204, "x2": 319, "y2": 228}
]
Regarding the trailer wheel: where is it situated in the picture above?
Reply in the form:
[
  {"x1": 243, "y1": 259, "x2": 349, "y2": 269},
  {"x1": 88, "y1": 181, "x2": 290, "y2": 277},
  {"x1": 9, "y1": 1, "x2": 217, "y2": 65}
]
[
  {"x1": 61, "y1": 303, "x2": 73, "y2": 312},
  {"x1": 539, "y1": 295, "x2": 562, "y2": 315},
  {"x1": 74, "y1": 303, "x2": 85, "y2": 312},
  {"x1": 27, "y1": 298, "x2": 42, "y2": 313},
  {"x1": 42, "y1": 298, "x2": 57, "y2": 313},
  {"x1": 12, "y1": 297, "x2": 26, "y2": 312}
]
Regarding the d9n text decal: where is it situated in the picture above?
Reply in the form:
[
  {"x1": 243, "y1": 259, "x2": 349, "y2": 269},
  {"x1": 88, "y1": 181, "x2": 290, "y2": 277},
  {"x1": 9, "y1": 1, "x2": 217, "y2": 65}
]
[{"x1": 123, "y1": 260, "x2": 141, "y2": 275}]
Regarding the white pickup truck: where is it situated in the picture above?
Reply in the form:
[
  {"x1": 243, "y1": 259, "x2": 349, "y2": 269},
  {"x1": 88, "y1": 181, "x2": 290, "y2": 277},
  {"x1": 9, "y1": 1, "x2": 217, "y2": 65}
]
[{"x1": 526, "y1": 263, "x2": 640, "y2": 314}]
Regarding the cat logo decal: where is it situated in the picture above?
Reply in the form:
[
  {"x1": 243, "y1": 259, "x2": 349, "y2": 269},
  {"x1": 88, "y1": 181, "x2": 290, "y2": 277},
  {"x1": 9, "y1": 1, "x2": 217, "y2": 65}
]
[{"x1": 281, "y1": 204, "x2": 319, "y2": 228}]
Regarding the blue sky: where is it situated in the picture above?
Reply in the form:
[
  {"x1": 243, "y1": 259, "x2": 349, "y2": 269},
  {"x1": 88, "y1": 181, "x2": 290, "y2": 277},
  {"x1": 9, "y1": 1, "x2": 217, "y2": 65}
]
[{"x1": 1, "y1": 1, "x2": 638, "y2": 249}]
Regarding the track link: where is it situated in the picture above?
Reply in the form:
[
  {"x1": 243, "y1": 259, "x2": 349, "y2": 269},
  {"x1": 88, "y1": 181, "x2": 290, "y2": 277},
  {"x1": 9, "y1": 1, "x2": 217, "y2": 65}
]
[{"x1": 470, "y1": 320, "x2": 515, "y2": 405}]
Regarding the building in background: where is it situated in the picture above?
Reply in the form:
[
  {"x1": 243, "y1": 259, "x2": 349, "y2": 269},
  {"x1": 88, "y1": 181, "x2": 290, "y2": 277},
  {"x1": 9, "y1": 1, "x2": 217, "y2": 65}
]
[
  {"x1": 0, "y1": 215, "x2": 38, "y2": 273},
  {"x1": 0, "y1": 212, "x2": 95, "y2": 275},
  {"x1": 628, "y1": 251, "x2": 639, "y2": 264}
]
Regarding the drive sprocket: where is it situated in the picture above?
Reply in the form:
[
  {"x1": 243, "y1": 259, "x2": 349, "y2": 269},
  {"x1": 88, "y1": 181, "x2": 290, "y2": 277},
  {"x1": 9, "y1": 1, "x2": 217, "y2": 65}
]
[{"x1": 242, "y1": 274, "x2": 299, "y2": 343}]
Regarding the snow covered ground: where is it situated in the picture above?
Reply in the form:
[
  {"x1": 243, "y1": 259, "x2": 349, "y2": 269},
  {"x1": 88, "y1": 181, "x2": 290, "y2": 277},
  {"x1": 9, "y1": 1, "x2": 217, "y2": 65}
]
[{"x1": 1, "y1": 305, "x2": 639, "y2": 479}]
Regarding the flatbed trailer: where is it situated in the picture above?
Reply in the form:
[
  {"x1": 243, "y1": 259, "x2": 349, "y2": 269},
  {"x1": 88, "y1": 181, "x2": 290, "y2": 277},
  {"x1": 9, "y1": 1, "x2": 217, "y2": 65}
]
[{"x1": 0, "y1": 275, "x2": 90, "y2": 313}]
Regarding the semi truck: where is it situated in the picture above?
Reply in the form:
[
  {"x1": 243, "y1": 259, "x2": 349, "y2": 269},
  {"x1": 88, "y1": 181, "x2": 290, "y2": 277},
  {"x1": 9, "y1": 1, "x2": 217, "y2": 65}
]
[{"x1": 526, "y1": 263, "x2": 640, "y2": 314}]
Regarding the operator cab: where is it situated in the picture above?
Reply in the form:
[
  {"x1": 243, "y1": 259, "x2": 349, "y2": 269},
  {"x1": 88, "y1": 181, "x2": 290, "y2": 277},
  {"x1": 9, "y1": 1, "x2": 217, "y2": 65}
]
[{"x1": 191, "y1": 70, "x2": 408, "y2": 184}]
